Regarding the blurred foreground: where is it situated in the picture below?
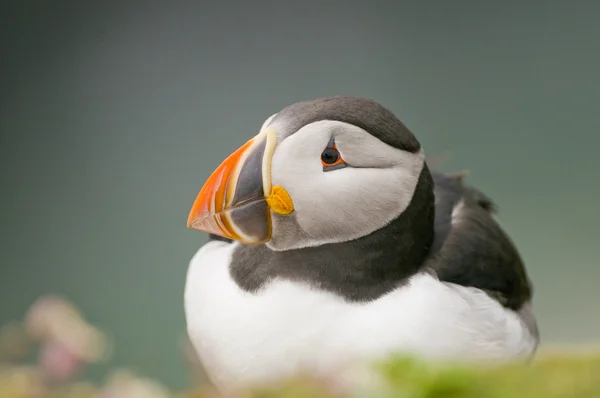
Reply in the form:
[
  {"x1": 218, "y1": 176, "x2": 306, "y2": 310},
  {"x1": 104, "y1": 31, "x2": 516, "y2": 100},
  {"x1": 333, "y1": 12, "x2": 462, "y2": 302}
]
[{"x1": 1, "y1": 296, "x2": 598, "y2": 398}]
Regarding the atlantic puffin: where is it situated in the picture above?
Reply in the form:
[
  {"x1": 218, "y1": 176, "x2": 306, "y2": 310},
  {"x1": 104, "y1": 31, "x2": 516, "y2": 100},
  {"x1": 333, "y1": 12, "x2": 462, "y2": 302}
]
[{"x1": 184, "y1": 96, "x2": 539, "y2": 392}]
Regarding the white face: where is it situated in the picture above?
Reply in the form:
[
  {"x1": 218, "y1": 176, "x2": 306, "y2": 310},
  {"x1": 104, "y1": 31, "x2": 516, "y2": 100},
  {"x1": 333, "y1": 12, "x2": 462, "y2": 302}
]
[{"x1": 262, "y1": 116, "x2": 426, "y2": 251}]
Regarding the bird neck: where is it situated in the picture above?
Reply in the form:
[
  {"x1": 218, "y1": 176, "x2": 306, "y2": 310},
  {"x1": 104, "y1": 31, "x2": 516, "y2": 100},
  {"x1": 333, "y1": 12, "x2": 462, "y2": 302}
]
[{"x1": 229, "y1": 165, "x2": 435, "y2": 302}]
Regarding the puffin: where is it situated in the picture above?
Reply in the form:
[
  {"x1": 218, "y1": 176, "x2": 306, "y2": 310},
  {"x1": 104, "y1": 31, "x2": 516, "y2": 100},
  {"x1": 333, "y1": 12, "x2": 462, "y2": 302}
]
[{"x1": 184, "y1": 96, "x2": 539, "y2": 392}]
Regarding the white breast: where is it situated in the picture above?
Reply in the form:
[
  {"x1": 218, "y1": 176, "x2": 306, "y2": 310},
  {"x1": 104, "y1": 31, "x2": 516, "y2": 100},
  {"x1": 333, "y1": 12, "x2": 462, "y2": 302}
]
[{"x1": 184, "y1": 241, "x2": 538, "y2": 391}]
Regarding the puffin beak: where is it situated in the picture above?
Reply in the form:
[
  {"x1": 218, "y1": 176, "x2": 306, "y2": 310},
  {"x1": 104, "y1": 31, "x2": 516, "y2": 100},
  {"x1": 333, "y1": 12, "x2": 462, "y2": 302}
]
[{"x1": 187, "y1": 128, "x2": 294, "y2": 244}]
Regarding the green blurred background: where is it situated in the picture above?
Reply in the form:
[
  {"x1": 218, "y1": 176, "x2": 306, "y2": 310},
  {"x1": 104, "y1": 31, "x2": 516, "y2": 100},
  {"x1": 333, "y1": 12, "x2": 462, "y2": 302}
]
[{"x1": 1, "y1": 0, "x2": 598, "y2": 390}]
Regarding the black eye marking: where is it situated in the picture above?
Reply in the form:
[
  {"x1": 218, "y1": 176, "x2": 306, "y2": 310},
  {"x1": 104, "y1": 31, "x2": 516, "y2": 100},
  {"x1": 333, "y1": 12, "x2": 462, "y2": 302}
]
[{"x1": 321, "y1": 137, "x2": 347, "y2": 171}]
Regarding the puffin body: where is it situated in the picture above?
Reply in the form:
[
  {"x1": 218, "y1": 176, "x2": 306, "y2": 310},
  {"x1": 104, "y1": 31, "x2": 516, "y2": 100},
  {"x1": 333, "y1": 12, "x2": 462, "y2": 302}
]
[{"x1": 184, "y1": 96, "x2": 539, "y2": 391}]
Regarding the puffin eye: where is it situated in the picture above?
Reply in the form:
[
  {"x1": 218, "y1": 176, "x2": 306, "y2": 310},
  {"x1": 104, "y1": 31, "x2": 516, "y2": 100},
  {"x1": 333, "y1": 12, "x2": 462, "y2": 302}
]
[
  {"x1": 321, "y1": 148, "x2": 339, "y2": 164},
  {"x1": 321, "y1": 138, "x2": 347, "y2": 171}
]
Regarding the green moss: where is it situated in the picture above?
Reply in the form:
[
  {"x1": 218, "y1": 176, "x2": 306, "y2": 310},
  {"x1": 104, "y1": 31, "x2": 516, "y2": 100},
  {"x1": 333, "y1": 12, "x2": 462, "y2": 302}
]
[
  {"x1": 228, "y1": 351, "x2": 600, "y2": 398},
  {"x1": 374, "y1": 352, "x2": 600, "y2": 398}
]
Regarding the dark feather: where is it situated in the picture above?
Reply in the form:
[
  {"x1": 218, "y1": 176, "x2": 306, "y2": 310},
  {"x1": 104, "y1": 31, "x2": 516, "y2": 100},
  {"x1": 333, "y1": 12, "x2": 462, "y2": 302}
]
[
  {"x1": 426, "y1": 171, "x2": 532, "y2": 310},
  {"x1": 208, "y1": 233, "x2": 233, "y2": 243}
]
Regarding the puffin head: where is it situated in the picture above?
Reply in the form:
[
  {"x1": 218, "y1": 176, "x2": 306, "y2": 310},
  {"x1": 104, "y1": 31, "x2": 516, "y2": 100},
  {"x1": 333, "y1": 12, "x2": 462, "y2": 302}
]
[{"x1": 187, "y1": 96, "x2": 430, "y2": 251}]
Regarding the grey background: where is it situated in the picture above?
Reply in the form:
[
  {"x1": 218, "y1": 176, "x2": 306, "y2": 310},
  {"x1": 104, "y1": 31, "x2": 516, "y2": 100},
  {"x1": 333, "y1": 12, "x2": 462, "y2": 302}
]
[{"x1": 1, "y1": 0, "x2": 598, "y2": 390}]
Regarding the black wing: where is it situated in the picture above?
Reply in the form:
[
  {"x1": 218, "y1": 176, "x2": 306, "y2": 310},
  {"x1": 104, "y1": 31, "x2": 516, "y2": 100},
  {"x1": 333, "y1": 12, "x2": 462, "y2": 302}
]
[{"x1": 426, "y1": 171, "x2": 533, "y2": 311}]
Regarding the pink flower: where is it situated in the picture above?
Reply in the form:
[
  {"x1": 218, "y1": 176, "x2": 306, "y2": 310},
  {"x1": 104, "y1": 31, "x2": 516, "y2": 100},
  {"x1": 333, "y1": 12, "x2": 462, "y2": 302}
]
[
  {"x1": 24, "y1": 295, "x2": 110, "y2": 383},
  {"x1": 38, "y1": 338, "x2": 84, "y2": 382}
]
